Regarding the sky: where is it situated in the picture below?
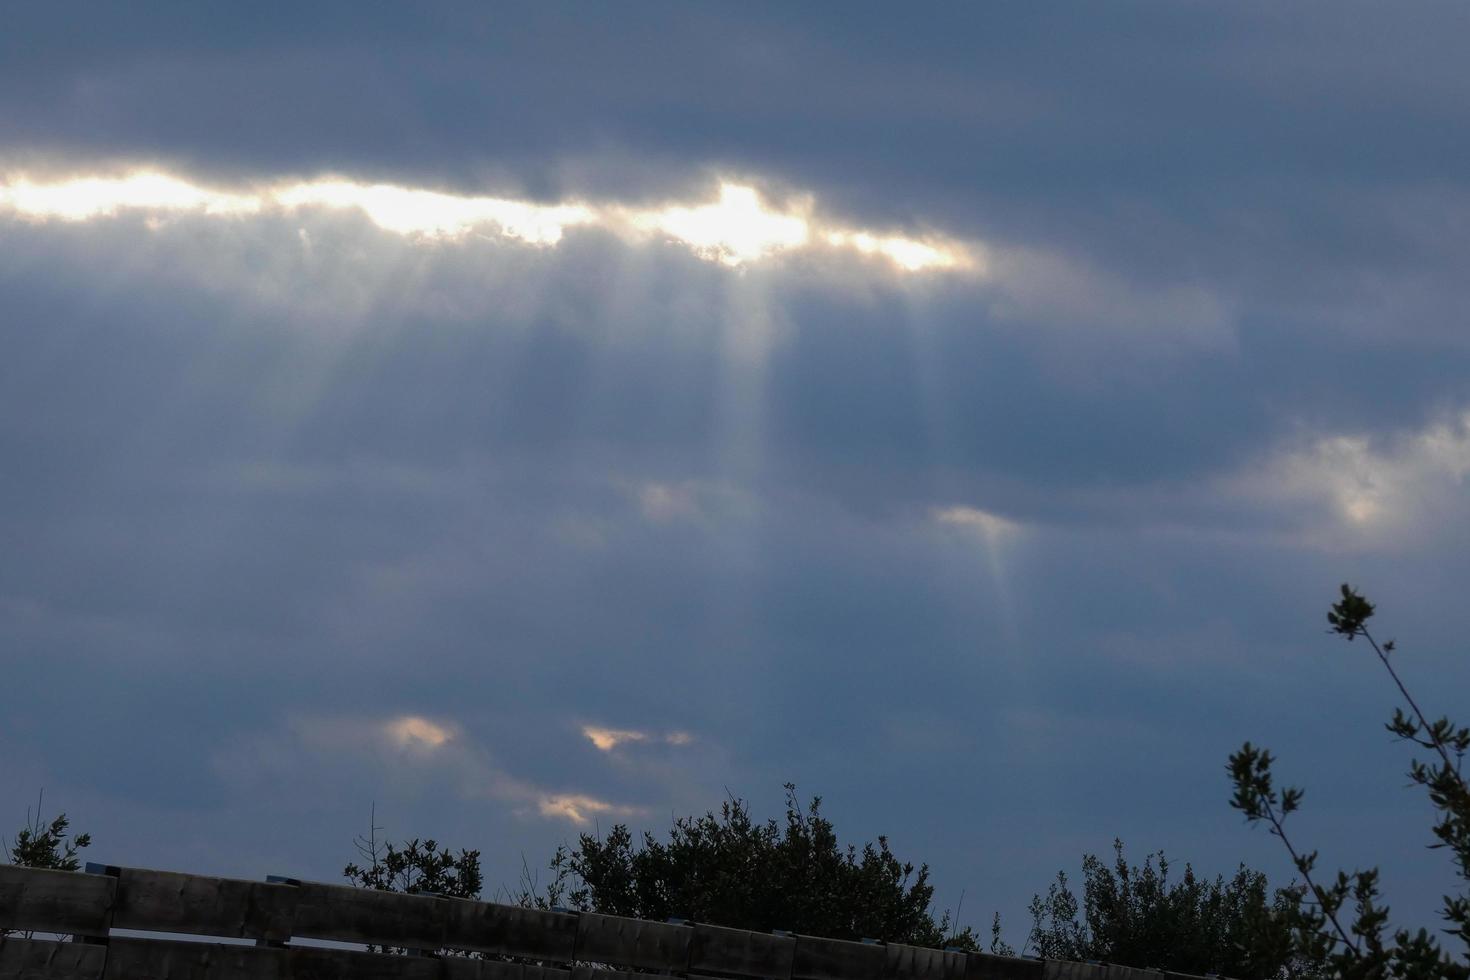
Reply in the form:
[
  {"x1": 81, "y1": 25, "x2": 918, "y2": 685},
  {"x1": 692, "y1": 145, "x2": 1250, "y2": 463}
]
[{"x1": 4, "y1": 0, "x2": 1470, "y2": 945}]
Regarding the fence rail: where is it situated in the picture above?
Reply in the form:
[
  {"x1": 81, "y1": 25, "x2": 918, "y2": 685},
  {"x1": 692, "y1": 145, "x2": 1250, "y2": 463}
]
[{"x1": 0, "y1": 863, "x2": 1216, "y2": 980}]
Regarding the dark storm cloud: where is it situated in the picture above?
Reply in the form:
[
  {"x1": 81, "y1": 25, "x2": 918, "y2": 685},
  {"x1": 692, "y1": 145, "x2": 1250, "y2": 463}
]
[{"x1": 5, "y1": 0, "x2": 1470, "y2": 940}]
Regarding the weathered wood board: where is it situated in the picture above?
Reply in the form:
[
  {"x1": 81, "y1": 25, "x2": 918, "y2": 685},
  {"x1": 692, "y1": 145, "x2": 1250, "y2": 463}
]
[
  {"x1": 0, "y1": 868, "x2": 114, "y2": 938},
  {"x1": 0, "y1": 864, "x2": 1241, "y2": 980},
  {"x1": 573, "y1": 911, "x2": 691, "y2": 971},
  {"x1": 112, "y1": 869, "x2": 297, "y2": 942},
  {"x1": 792, "y1": 937, "x2": 885, "y2": 980},
  {"x1": 290, "y1": 882, "x2": 445, "y2": 950},
  {"x1": 440, "y1": 900, "x2": 576, "y2": 961},
  {"x1": 0, "y1": 938, "x2": 106, "y2": 980},
  {"x1": 963, "y1": 952, "x2": 1043, "y2": 980},
  {"x1": 884, "y1": 944, "x2": 964, "y2": 980},
  {"x1": 689, "y1": 923, "x2": 796, "y2": 978}
]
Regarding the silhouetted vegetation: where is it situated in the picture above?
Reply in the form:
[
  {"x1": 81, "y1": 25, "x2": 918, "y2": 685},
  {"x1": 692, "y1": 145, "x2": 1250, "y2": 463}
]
[
  {"x1": 342, "y1": 805, "x2": 483, "y2": 955},
  {"x1": 331, "y1": 585, "x2": 1470, "y2": 977},
  {"x1": 544, "y1": 784, "x2": 974, "y2": 948},
  {"x1": 1023, "y1": 839, "x2": 1304, "y2": 978},
  {"x1": 343, "y1": 806, "x2": 483, "y2": 900},
  {"x1": 4, "y1": 791, "x2": 90, "y2": 940},
  {"x1": 4, "y1": 792, "x2": 90, "y2": 872},
  {"x1": 1227, "y1": 585, "x2": 1470, "y2": 978}
]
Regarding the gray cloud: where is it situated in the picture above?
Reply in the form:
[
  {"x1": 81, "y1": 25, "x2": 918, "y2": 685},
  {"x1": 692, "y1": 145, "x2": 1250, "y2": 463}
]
[{"x1": 5, "y1": 3, "x2": 1470, "y2": 941}]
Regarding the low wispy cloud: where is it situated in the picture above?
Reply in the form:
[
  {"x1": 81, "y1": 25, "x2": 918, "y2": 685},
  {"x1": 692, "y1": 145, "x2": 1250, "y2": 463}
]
[
  {"x1": 582, "y1": 725, "x2": 694, "y2": 753},
  {"x1": 932, "y1": 505, "x2": 1021, "y2": 538},
  {"x1": 216, "y1": 713, "x2": 646, "y2": 828},
  {"x1": 383, "y1": 715, "x2": 455, "y2": 750},
  {"x1": 535, "y1": 794, "x2": 644, "y2": 825},
  {"x1": 630, "y1": 479, "x2": 751, "y2": 526},
  {"x1": 1244, "y1": 409, "x2": 1470, "y2": 545}
]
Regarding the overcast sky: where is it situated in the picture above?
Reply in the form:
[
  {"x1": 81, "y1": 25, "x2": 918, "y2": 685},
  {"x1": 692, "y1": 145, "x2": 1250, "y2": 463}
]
[{"x1": 4, "y1": 1, "x2": 1470, "y2": 943}]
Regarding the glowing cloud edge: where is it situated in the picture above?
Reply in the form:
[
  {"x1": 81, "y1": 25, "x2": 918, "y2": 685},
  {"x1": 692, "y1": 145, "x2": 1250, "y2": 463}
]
[{"x1": 0, "y1": 168, "x2": 976, "y2": 274}]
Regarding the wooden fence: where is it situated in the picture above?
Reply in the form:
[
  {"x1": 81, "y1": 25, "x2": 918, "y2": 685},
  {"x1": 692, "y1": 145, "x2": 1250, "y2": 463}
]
[{"x1": 0, "y1": 863, "x2": 1221, "y2": 980}]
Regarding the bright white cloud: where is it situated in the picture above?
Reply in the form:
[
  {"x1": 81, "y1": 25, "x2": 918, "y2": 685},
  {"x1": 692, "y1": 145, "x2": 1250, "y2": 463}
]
[
  {"x1": 0, "y1": 172, "x2": 260, "y2": 220},
  {"x1": 826, "y1": 229, "x2": 969, "y2": 273},
  {"x1": 1250, "y1": 410, "x2": 1470, "y2": 540},
  {"x1": 0, "y1": 167, "x2": 972, "y2": 274},
  {"x1": 275, "y1": 179, "x2": 593, "y2": 244},
  {"x1": 636, "y1": 183, "x2": 810, "y2": 265}
]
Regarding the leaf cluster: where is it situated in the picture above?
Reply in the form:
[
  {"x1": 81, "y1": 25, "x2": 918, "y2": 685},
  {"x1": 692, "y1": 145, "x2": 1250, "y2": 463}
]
[
  {"x1": 1224, "y1": 585, "x2": 1470, "y2": 978},
  {"x1": 549, "y1": 784, "x2": 973, "y2": 949},
  {"x1": 1024, "y1": 839, "x2": 1301, "y2": 979},
  {"x1": 6, "y1": 811, "x2": 90, "y2": 872}
]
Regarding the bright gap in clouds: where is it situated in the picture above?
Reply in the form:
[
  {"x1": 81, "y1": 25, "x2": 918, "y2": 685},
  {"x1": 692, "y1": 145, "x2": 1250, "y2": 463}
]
[
  {"x1": 275, "y1": 180, "x2": 593, "y2": 244},
  {"x1": 0, "y1": 172, "x2": 261, "y2": 220},
  {"x1": 638, "y1": 183, "x2": 809, "y2": 265},
  {"x1": 0, "y1": 168, "x2": 972, "y2": 273}
]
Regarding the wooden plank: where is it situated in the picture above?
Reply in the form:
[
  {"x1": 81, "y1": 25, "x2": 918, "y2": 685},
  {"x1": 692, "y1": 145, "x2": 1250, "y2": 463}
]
[
  {"x1": 1040, "y1": 964, "x2": 1105, "y2": 980},
  {"x1": 689, "y1": 923, "x2": 795, "y2": 979},
  {"x1": 112, "y1": 869, "x2": 297, "y2": 942},
  {"x1": 791, "y1": 937, "x2": 884, "y2": 980},
  {"x1": 569, "y1": 966, "x2": 642, "y2": 980},
  {"x1": 440, "y1": 901, "x2": 577, "y2": 961},
  {"x1": 572, "y1": 912, "x2": 690, "y2": 971},
  {"x1": 963, "y1": 952, "x2": 1043, "y2": 980},
  {"x1": 0, "y1": 938, "x2": 106, "y2": 980},
  {"x1": 475, "y1": 964, "x2": 574, "y2": 980},
  {"x1": 440, "y1": 958, "x2": 483, "y2": 980},
  {"x1": 0, "y1": 867, "x2": 115, "y2": 938},
  {"x1": 288, "y1": 945, "x2": 442, "y2": 980},
  {"x1": 884, "y1": 944, "x2": 964, "y2": 980},
  {"x1": 290, "y1": 882, "x2": 445, "y2": 950},
  {"x1": 687, "y1": 926, "x2": 794, "y2": 979},
  {"x1": 1104, "y1": 969, "x2": 1169, "y2": 980},
  {"x1": 103, "y1": 937, "x2": 288, "y2": 980},
  {"x1": 520, "y1": 965, "x2": 572, "y2": 980}
]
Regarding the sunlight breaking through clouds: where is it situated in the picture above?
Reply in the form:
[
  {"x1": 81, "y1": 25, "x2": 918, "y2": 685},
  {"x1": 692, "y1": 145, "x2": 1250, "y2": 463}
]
[
  {"x1": 826, "y1": 230, "x2": 964, "y2": 273},
  {"x1": 0, "y1": 172, "x2": 260, "y2": 220},
  {"x1": 636, "y1": 183, "x2": 809, "y2": 265},
  {"x1": 276, "y1": 179, "x2": 593, "y2": 244},
  {"x1": 0, "y1": 167, "x2": 973, "y2": 273}
]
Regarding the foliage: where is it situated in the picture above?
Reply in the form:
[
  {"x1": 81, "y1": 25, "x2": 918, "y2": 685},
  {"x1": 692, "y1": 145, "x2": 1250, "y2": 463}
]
[
  {"x1": 343, "y1": 807, "x2": 483, "y2": 954},
  {"x1": 5, "y1": 792, "x2": 90, "y2": 871},
  {"x1": 548, "y1": 784, "x2": 974, "y2": 949},
  {"x1": 1226, "y1": 585, "x2": 1470, "y2": 978},
  {"x1": 3, "y1": 792, "x2": 91, "y2": 940},
  {"x1": 1023, "y1": 839, "x2": 1304, "y2": 979}
]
